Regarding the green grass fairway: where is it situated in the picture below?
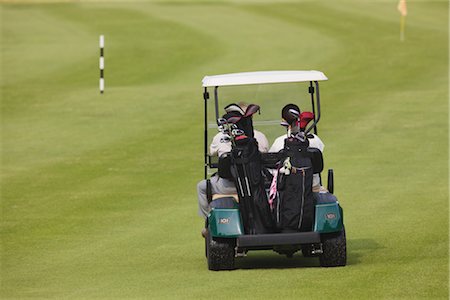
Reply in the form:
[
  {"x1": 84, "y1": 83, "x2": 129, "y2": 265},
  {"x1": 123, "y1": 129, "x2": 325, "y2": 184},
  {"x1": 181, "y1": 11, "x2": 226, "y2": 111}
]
[{"x1": 1, "y1": 0, "x2": 448, "y2": 299}]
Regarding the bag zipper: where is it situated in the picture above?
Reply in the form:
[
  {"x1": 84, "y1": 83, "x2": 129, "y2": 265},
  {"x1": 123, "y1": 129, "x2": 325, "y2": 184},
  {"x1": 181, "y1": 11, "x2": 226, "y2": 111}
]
[{"x1": 298, "y1": 168, "x2": 305, "y2": 229}]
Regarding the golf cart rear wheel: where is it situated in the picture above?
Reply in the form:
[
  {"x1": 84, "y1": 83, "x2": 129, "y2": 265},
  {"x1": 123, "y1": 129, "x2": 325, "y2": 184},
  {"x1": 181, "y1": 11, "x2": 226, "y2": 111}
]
[
  {"x1": 207, "y1": 234, "x2": 235, "y2": 271},
  {"x1": 205, "y1": 233, "x2": 208, "y2": 258},
  {"x1": 319, "y1": 228, "x2": 346, "y2": 267}
]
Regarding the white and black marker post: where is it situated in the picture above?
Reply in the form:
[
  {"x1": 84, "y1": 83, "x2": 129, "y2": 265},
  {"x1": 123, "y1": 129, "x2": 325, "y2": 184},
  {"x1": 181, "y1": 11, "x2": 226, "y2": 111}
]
[{"x1": 99, "y1": 35, "x2": 105, "y2": 94}]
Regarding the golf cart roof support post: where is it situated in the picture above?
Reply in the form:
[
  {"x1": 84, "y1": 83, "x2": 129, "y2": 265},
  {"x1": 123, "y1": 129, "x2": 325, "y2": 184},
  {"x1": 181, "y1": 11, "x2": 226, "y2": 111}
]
[
  {"x1": 305, "y1": 81, "x2": 321, "y2": 135},
  {"x1": 214, "y1": 86, "x2": 219, "y2": 121},
  {"x1": 314, "y1": 81, "x2": 321, "y2": 133},
  {"x1": 203, "y1": 87, "x2": 209, "y2": 179},
  {"x1": 309, "y1": 81, "x2": 318, "y2": 135}
]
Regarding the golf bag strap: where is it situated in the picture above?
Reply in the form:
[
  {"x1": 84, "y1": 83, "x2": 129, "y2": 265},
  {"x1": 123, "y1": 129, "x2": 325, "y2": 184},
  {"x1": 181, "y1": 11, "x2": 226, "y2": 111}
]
[{"x1": 206, "y1": 179, "x2": 212, "y2": 204}]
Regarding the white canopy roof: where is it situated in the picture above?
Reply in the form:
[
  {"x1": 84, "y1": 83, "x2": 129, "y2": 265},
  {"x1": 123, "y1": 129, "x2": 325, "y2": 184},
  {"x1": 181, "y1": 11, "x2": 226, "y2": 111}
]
[{"x1": 202, "y1": 70, "x2": 327, "y2": 87}]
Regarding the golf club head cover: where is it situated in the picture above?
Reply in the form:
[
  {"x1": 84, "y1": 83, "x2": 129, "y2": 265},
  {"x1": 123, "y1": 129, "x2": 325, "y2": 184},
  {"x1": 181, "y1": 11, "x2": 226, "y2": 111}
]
[
  {"x1": 244, "y1": 104, "x2": 260, "y2": 117},
  {"x1": 226, "y1": 116, "x2": 242, "y2": 124},
  {"x1": 223, "y1": 113, "x2": 252, "y2": 138},
  {"x1": 223, "y1": 111, "x2": 242, "y2": 124},
  {"x1": 300, "y1": 111, "x2": 315, "y2": 130},
  {"x1": 224, "y1": 103, "x2": 245, "y2": 115},
  {"x1": 281, "y1": 103, "x2": 301, "y2": 126},
  {"x1": 235, "y1": 135, "x2": 248, "y2": 141},
  {"x1": 223, "y1": 104, "x2": 258, "y2": 138}
]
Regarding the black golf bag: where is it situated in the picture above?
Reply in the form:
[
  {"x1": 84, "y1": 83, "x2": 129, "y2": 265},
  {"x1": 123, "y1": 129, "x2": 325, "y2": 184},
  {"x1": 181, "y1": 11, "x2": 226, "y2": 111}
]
[
  {"x1": 230, "y1": 137, "x2": 274, "y2": 234},
  {"x1": 275, "y1": 138, "x2": 315, "y2": 232}
]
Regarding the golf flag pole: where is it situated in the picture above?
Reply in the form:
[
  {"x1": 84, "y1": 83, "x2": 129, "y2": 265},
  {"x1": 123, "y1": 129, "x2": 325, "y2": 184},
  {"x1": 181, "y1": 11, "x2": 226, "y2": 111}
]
[
  {"x1": 397, "y1": 0, "x2": 407, "y2": 42},
  {"x1": 99, "y1": 35, "x2": 105, "y2": 93}
]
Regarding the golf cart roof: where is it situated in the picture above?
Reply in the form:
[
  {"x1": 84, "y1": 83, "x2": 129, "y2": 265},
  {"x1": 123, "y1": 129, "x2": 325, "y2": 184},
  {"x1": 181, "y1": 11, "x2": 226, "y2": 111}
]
[{"x1": 202, "y1": 70, "x2": 327, "y2": 87}]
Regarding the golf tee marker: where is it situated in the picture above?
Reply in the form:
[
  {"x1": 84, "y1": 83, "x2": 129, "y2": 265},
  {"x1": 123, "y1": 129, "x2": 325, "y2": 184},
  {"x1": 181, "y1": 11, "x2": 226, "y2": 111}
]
[{"x1": 99, "y1": 35, "x2": 105, "y2": 94}]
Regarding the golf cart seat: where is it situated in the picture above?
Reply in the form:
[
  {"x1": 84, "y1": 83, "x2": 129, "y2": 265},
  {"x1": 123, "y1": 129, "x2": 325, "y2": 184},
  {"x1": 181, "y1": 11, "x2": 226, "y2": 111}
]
[{"x1": 210, "y1": 194, "x2": 239, "y2": 209}]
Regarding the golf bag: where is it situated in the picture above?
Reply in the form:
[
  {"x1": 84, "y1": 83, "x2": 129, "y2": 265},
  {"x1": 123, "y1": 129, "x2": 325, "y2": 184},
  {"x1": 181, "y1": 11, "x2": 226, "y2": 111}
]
[
  {"x1": 275, "y1": 138, "x2": 315, "y2": 232},
  {"x1": 230, "y1": 137, "x2": 274, "y2": 234}
]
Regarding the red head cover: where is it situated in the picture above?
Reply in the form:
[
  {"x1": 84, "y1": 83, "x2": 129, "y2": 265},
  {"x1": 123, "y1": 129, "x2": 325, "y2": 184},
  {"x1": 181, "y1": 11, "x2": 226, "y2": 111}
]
[{"x1": 299, "y1": 111, "x2": 315, "y2": 129}]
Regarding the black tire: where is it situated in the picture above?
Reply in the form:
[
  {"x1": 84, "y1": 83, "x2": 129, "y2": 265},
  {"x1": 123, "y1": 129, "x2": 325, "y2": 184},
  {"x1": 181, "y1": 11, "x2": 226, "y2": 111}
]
[
  {"x1": 319, "y1": 228, "x2": 346, "y2": 267},
  {"x1": 205, "y1": 233, "x2": 209, "y2": 258},
  {"x1": 207, "y1": 234, "x2": 236, "y2": 271},
  {"x1": 204, "y1": 220, "x2": 209, "y2": 258}
]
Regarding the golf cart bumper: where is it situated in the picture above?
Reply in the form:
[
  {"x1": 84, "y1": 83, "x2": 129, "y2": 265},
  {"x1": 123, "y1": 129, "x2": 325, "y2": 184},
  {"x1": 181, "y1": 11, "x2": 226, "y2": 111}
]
[{"x1": 236, "y1": 232, "x2": 321, "y2": 250}]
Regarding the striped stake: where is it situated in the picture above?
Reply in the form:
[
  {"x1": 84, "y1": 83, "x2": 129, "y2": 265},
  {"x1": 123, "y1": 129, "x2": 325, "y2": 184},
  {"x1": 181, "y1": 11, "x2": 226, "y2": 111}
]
[{"x1": 99, "y1": 35, "x2": 105, "y2": 93}]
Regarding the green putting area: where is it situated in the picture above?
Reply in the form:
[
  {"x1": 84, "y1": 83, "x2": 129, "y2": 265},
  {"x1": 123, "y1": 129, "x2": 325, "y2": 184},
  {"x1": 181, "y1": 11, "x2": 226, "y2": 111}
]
[{"x1": 1, "y1": 0, "x2": 448, "y2": 298}]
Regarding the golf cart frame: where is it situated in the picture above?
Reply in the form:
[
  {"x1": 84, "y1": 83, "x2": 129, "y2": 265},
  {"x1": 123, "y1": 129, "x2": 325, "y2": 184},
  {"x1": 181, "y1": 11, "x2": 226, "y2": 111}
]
[{"x1": 202, "y1": 71, "x2": 346, "y2": 270}]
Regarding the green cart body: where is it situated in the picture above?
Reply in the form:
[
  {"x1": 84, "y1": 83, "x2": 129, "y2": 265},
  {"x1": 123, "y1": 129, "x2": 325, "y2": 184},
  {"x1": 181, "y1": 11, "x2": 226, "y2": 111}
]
[{"x1": 202, "y1": 71, "x2": 347, "y2": 270}]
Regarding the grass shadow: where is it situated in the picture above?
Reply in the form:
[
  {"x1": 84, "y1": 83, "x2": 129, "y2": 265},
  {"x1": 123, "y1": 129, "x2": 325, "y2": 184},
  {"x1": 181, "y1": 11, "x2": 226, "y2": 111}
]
[
  {"x1": 235, "y1": 250, "x2": 320, "y2": 270},
  {"x1": 347, "y1": 238, "x2": 383, "y2": 266},
  {"x1": 232, "y1": 238, "x2": 382, "y2": 270}
]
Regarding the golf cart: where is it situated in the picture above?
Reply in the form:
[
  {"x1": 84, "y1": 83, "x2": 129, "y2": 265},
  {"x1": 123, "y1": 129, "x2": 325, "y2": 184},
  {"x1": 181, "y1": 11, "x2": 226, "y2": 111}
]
[{"x1": 201, "y1": 71, "x2": 346, "y2": 270}]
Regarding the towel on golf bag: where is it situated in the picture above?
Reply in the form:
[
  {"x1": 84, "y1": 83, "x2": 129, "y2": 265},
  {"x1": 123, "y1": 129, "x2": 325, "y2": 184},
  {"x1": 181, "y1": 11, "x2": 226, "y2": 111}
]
[
  {"x1": 230, "y1": 137, "x2": 274, "y2": 234},
  {"x1": 275, "y1": 138, "x2": 315, "y2": 232}
]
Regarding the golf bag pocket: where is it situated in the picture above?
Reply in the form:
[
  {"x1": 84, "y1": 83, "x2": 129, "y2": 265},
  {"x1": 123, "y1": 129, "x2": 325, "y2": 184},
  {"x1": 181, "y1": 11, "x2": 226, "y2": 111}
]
[
  {"x1": 276, "y1": 167, "x2": 314, "y2": 231},
  {"x1": 248, "y1": 161, "x2": 262, "y2": 186},
  {"x1": 307, "y1": 147, "x2": 324, "y2": 174}
]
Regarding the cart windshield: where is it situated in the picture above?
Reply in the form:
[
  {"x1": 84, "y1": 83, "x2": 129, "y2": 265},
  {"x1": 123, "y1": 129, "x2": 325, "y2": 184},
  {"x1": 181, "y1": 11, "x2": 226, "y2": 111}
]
[{"x1": 206, "y1": 82, "x2": 318, "y2": 150}]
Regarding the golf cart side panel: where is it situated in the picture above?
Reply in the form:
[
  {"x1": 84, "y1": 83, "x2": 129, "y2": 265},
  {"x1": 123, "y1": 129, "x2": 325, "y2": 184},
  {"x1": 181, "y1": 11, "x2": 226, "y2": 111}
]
[
  {"x1": 314, "y1": 203, "x2": 343, "y2": 233},
  {"x1": 209, "y1": 208, "x2": 243, "y2": 238}
]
